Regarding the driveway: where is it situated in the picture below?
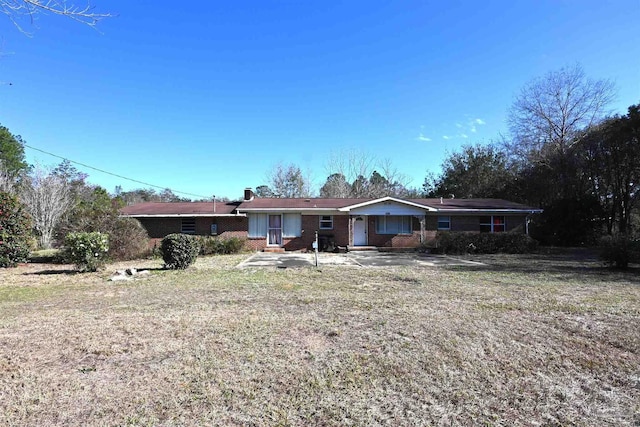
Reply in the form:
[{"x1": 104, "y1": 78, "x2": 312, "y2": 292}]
[{"x1": 236, "y1": 251, "x2": 485, "y2": 268}]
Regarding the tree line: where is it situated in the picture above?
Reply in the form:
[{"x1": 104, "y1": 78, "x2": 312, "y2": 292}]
[
  {"x1": 256, "y1": 65, "x2": 638, "y2": 246},
  {"x1": 424, "y1": 65, "x2": 638, "y2": 245},
  {"x1": 2, "y1": 64, "x2": 637, "y2": 251}
]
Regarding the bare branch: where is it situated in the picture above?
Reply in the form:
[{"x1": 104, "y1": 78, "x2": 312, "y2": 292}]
[{"x1": 1, "y1": 0, "x2": 113, "y2": 34}]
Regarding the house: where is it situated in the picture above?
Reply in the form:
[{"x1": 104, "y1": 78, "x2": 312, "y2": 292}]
[{"x1": 120, "y1": 188, "x2": 542, "y2": 251}]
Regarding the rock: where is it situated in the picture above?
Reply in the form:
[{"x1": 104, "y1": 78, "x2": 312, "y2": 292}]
[{"x1": 110, "y1": 274, "x2": 131, "y2": 282}]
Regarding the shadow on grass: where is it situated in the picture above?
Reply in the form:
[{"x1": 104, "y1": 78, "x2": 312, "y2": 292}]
[
  {"x1": 23, "y1": 267, "x2": 166, "y2": 276},
  {"x1": 442, "y1": 248, "x2": 640, "y2": 282},
  {"x1": 25, "y1": 269, "x2": 78, "y2": 275}
]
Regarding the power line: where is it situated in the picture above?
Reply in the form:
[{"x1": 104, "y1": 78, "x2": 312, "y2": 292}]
[{"x1": 23, "y1": 144, "x2": 211, "y2": 199}]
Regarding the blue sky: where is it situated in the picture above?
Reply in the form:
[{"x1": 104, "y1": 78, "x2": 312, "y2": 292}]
[{"x1": 1, "y1": 1, "x2": 638, "y2": 200}]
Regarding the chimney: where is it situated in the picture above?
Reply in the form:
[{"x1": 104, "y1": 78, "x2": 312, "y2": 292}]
[{"x1": 244, "y1": 188, "x2": 254, "y2": 201}]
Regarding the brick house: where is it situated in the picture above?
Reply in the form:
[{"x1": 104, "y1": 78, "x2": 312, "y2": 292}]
[{"x1": 120, "y1": 188, "x2": 541, "y2": 251}]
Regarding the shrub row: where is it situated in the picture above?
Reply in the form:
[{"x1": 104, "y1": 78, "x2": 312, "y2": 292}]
[
  {"x1": 196, "y1": 236, "x2": 246, "y2": 255},
  {"x1": 431, "y1": 231, "x2": 538, "y2": 254}
]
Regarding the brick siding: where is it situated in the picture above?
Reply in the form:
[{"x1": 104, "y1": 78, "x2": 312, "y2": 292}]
[{"x1": 137, "y1": 213, "x2": 529, "y2": 252}]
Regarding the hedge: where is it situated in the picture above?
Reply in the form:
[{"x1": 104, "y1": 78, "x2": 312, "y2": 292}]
[{"x1": 431, "y1": 231, "x2": 538, "y2": 254}]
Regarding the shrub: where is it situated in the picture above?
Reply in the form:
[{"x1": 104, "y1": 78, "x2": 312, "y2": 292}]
[
  {"x1": 197, "y1": 236, "x2": 246, "y2": 255},
  {"x1": 161, "y1": 233, "x2": 200, "y2": 269},
  {"x1": 107, "y1": 217, "x2": 150, "y2": 261},
  {"x1": 63, "y1": 232, "x2": 109, "y2": 272},
  {"x1": 0, "y1": 192, "x2": 33, "y2": 268},
  {"x1": 599, "y1": 235, "x2": 640, "y2": 269},
  {"x1": 432, "y1": 231, "x2": 538, "y2": 255}
]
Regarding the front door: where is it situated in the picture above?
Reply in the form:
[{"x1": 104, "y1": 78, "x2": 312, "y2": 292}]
[
  {"x1": 268, "y1": 215, "x2": 282, "y2": 246},
  {"x1": 353, "y1": 216, "x2": 367, "y2": 246}
]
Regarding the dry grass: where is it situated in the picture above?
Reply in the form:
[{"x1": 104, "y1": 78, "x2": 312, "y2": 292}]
[{"x1": 0, "y1": 251, "x2": 638, "y2": 426}]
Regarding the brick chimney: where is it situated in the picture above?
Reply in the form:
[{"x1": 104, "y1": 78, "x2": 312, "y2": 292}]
[{"x1": 244, "y1": 188, "x2": 254, "y2": 201}]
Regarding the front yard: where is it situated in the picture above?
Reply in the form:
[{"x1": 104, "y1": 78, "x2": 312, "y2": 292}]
[{"x1": 0, "y1": 252, "x2": 638, "y2": 426}]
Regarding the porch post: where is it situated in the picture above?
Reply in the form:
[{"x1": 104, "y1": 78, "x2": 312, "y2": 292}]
[
  {"x1": 348, "y1": 215, "x2": 353, "y2": 246},
  {"x1": 420, "y1": 216, "x2": 426, "y2": 243}
]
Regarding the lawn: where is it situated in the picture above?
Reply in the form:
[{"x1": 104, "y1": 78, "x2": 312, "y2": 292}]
[{"x1": 0, "y1": 251, "x2": 638, "y2": 426}]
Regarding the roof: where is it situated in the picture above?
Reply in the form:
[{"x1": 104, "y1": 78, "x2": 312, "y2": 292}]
[
  {"x1": 120, "y1": 197, "x2": 541, "y2": 216},
  {"x1": 237, "y1": 198, "x2": 372, "y2": 210},
  {"x1": 237, "y1": 197, "x2": 540, "y2": 213},
  {"x1": 410, "y1": 198, "x2": 542, "y2": 212},
  {"x1": 120, "y1": 201, "x2": 241, "y2": 217}
]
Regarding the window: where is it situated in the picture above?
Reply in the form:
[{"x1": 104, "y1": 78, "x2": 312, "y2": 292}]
[
  {"x1": 248, "y1": 214, "x2": 267, "y2": 237},
  {"x1": 375, "y1": 216, "x2": 412, "y2": 234},
  {"x1": 437, "y1": 216, "x2": 451, "y2": 230},
  {"x1": 319, "y1": 215, "x2": 333, "y2": 230},
  {"x1": 283, "y1": 213, "x2": 302, "y2": 237},
  {"x1": 248, "y1": 213, "x2": 301, "y2": 238},
  {"x1": 181, "y1": 218, "x2": 196, "y2": 234},
  {"x1": 480, "y1": 216, "x2": 505, "y2": 233}
]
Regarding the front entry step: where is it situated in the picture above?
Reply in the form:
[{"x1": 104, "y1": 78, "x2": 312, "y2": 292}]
[
  {"x1": 263, "y1": 247, "x2": 285, "y2": 253},
  {"x1": 347, "y1": 246, "x2": 378, "y2": 251}
]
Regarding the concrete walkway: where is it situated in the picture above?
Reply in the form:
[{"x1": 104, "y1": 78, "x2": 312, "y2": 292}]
[{"x1": 236, "y1": 251, "x2": 485, "y2": 269}]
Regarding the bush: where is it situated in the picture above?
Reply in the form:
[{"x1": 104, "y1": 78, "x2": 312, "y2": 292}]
[
  {"x1": 63, "y1": 232, "x2": 109, "y2": 272},
  {"x1": 107, "y1": 217, "x2": 150, "y2": 261},
  {"x1": 599, "y1": 235, "x2": 640, "y2": 269},
  {"x1": 0, "y1": 192, "x2": 33, "y2": 268},
  {"x1": 161, "y1": 233, "x2": 200, "y2": 269},
  {"x1": 196, "y1": 236, "x2": 246, "y2": 255},
  {"x1": 432, "y1": 231, "x2": 538, "y2": 255}
]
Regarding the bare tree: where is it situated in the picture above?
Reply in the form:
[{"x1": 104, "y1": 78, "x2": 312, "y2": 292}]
[
  {"x1": 1, "y1": 0, "x2": 112, "y2": 34},
  {"x1": 20, "y1": 165, "x2": 73, "y2": 248},
  {"x1": 0, "y1": 160, "x2": 15, "y2": 193},
  {"x1": 507, "y1": 64, "x2": 616, "y2": 199},
  {"x1": 508, "y1": 64, "x2": 616, "y2": 160}
]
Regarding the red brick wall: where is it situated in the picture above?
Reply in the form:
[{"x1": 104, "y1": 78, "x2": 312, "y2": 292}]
[
  {"x1": 366, "y1": 216, "x2": 422, "y2": 248},
  {"x1": 139, "y1": 213, "x2": 529, "y2": 252},
  {"x1": 447, "y1": 215, "x2": 527, "y2": 232},
  {"x1": 136, "y1": 216, "x2": 248, "y2": 239}
]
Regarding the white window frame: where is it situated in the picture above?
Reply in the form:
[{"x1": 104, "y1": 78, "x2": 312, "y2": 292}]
[
  {"x1": 319, "y1": 215, "x2": 333, "y2": 230},
  {"x1": 181, "y1": 218, "x2": 196, "y2": 234},
  {"x1": 480, "y1": 215, "x2": 506, "y2": 233},
  {"x1": 375, "y1": 215, "x2": 412, "y2": 235},
  {"x1": 437, "y1": 215, "x2": 451, "y2": 230}
]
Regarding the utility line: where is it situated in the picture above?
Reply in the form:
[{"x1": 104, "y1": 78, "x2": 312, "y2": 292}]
[{"x1": 23, "y1": 143, "x2": 211, "y2": 199}]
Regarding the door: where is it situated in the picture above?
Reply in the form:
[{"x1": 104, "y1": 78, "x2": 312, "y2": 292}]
[
  {"x1": 268, "y1": 215, "x2": 282, "y2": 246},
  {"x1": 353, "y1": 216, "x2": 367, "y2": 246}
]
